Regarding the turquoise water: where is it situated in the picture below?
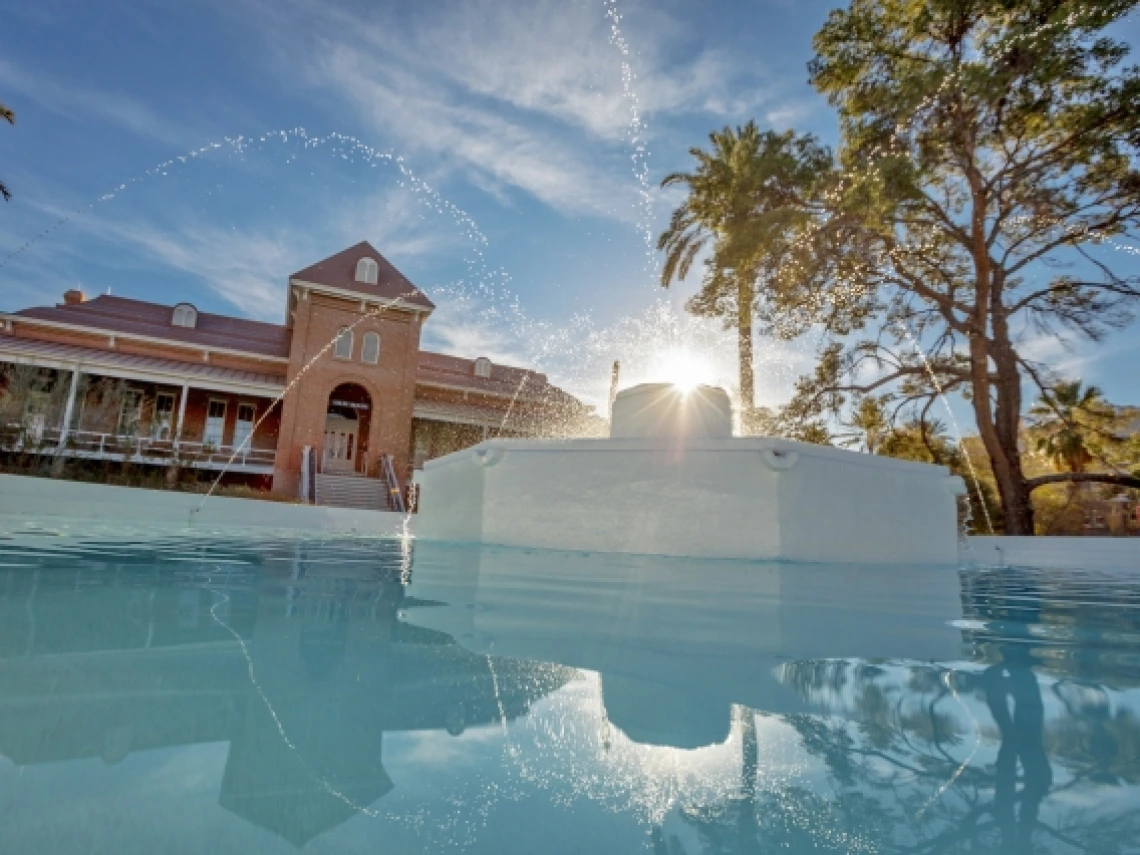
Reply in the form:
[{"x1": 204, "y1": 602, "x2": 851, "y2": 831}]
[{"x1": 0, "y1": 520, "x2": 1137, "y2": 854}]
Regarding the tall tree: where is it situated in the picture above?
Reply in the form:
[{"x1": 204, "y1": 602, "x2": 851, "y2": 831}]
[
  {"x1": 0, "y1": 99, "x2": 13, "y2": 201},
  {"x1": 775, "y1": 0, "x2": 1140, "y2": 533},
  {"x1": 658, "y1": 123, "x2": 830, "y2": 424}
]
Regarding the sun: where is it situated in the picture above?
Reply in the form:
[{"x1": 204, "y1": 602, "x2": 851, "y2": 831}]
[{"x1": 652, "y1": 348, "x2": 716, "y2": 393}]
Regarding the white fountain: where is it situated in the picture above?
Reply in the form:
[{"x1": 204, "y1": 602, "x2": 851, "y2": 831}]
[{"x1": 416, "y1": 383, "x2": 966, "y2": 564}]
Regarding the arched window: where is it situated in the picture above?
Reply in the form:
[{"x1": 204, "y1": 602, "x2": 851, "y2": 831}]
[
  {"x1": 473, "y1": 357, "x2": 492, "y2": 378},
  {"x1": 171, "y1": 303, "x2": 198, "y2": 328},
  {"x1": 355, "y1": 257, "x2": 379, "y2": 285},
  {"x1": 333, "y1": 327, "x2": 353, "y2": 359},
  {"x1": 361, "y1": 332, "x2": 380, "y2": 364}
]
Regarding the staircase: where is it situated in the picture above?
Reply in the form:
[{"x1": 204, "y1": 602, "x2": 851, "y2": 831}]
[{"x1": 314, "y1": 473, "x2": 391, "y2": 511}]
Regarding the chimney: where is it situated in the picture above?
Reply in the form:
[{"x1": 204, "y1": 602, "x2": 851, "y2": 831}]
[{"x1": 63, "y1": 289, "x2": 85, "y2": 305}]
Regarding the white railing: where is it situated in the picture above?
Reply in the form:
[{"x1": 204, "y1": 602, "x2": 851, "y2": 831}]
[{"x1": 1, "y1": 424, "x2": 276, "y2": 471}]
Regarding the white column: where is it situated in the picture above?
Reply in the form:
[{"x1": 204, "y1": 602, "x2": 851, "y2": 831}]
[
  {"x1": 174, "y1": 382, "x2": 189, "y2": 449},
  {"x1": 58, "y1": 365, "x2": 82, "y2": 446}
]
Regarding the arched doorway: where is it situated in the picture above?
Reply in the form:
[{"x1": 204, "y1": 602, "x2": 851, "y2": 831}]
[{"x1": 323, "y1": 383, "x2": 371, "y2": 475}]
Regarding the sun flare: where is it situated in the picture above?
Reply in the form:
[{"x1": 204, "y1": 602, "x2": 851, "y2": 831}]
[{"x1": 651, "y1": 348, "x2": 717, "y2": 393}]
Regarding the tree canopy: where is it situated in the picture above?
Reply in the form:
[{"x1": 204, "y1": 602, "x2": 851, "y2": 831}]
[{"x1": 756, "y1": 0, "x2": 1140, "y2": 533}]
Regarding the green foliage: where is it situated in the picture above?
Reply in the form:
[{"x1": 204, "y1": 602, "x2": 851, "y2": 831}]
[
  {"x1": 1027, "y1": 379, "x2": 1119, "y2": 473},
  {"x1": 745, "y1": 404, "x2": 832, "y2": 445},
  {"x1": 658, "y1": 122, "x2": 832, "y2": 409},
  {"x1": 836, "y1": 395, "x2": 889, "y2": 452},
  {"x1": 750, "y1": 0, "x2": 1140, "y2": 533}
]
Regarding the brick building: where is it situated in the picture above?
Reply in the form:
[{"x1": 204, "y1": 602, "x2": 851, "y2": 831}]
[{"x1": 0, "y1": 242, "x2": 586, "y2": 507}]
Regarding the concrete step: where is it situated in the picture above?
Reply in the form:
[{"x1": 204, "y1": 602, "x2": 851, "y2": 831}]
[{"x1": 315, "y1": 473, "x2": 390, "y2": 511}]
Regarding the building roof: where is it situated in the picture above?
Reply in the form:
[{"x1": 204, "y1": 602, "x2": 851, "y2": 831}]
[
  {"x1": 412, "y1": 398, "x2": 520, "y2": 429},
  {"x1": 416, "y1": 350, "x2": 578, "y2": 405},
  {"x1": 289, "y1": 241, "x2": 436, "y2": 310},
  {"x1": 5, "y1": 294, "x2": 574, "y2": 402},
  {"x1": 12, "y1": 294, "x2": 291, "y2": 359},
  {"x1": 1, "y1": 237, "x2": 584, "y2": 408},
  {"x1": 0, "y1": 334, "x2": 286, "y2": 394}
]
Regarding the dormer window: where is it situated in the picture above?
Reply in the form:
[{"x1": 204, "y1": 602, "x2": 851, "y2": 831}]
[
  {"x1": 473, "y1": 357, "x2": 492, "y2": 378},
  {"x1": 355, "y1": 257, "x2": 379, "y2": 285},
  {"x1": 172, "y1": 303, "x2": 198, "y2": 328}
]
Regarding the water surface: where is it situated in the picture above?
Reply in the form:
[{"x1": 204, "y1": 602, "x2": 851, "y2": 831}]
[{"x1": 0, "y1": 518, "x2": 1137, "y2": 854}]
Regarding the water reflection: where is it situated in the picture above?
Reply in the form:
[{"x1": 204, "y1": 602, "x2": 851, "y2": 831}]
[
  {"x1": 0, "y1": 534, "x2": 570, "y2": 850},
  {"x1": 407, "y1": 545, "x2": 1140, "y2": 853},
  {"x1": 0, "y1": 528, "x2": 1136, "y2": 853}
]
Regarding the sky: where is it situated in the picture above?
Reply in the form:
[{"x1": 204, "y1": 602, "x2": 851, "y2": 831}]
[{"x1": 1, "y1": 0, "x2": 1138, "y2": 417}]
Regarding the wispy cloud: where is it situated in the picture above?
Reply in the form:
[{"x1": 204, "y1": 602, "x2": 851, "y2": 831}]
[
  {"x1": 1020, "y1": 329, "x2": 1140, "y2": 385},
  {"x1": 0, "y1": 59, "x2": 190, "y2": 148},
  {"x1": 79, "y1": 218, "x2": 300, "y2": 320},
  {"x1": 372, "y1": 0, "x2": 769, "y2": 141},
  {"x1": 15, "y1": 181, "x2": 453, "y2": 321},
  {"x1": 223, "y1": 0, "x2": 775, "y2": 219},
  {"x1": 315, "y1": 45, "x2": 630, "y2": 218}
]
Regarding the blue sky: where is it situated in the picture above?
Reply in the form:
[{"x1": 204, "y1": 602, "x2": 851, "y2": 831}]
[{"x1": 1, "y1": 0, "x2": 1137, "y2": 414}]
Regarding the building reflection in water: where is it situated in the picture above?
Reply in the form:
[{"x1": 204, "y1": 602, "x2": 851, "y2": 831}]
[{"x1": 0, "y1": 537, "x2": 570, "y2": 848}]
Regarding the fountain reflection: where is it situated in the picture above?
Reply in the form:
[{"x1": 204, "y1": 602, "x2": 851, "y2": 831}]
[
  {"x1": 406, "y1": 544, "x2": 966, "y2": 748},
  {"x1": 406, "y1": 544, "x2": 1140, "y2": 854}
]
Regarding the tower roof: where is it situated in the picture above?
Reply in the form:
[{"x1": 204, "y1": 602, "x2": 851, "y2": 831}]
[{"x1": 289, "y1": 241, "x2": 435, "y2": 310}]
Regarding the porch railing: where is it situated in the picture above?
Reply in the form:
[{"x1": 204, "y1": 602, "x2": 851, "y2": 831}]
[{"x1": 1, "y1": 424, "x2": 276, "y2": 470}]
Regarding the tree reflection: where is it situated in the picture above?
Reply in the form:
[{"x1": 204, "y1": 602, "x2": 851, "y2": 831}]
[
  {"x1": 981, "y1": 647, "x2": 1052, "y2": 852},
  {"x1": 672, "y1": 653, "x2": 1140, "y2": 853},
  {"x1": 674, "y1": 643, "x2": 1140, "y2": 852}
]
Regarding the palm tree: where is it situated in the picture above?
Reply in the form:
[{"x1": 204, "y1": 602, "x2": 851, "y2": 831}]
[
  {"x1": 1, "y1": 99, "x2": 14, "y2": 201},
  {"x1": 657, "y1": 123, "x2": 830, "y2": 421},
  {"x1": 1028, "y1": 380, "x2": 1118, "y2": 474},
  {"x1": 837, "y1": 396, "x2": 889, "y2": 453}
]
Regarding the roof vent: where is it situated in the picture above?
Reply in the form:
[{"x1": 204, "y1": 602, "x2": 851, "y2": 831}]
[
  {"x1": 63, "y1": 289, "x2": 85, "y2": 305},
  {"x1": 473, "y1": 357, "x2": 492, "y2": 378},
  {"x1": 172, "y1": 303, "x2": 198, "y2": 328}
]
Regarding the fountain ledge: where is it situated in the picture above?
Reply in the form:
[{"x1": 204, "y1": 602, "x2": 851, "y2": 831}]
[{"x1": 416, "y1": 385, "x2": 966, "y2": 565}]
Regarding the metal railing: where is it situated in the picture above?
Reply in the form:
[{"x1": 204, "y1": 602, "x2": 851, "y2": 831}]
[
  {"x1": 1, "y1": 424, "x2": 276, "y2": 471},
  {"x1": 381, "y1": 453, "x2": 406, "y2": 512}
]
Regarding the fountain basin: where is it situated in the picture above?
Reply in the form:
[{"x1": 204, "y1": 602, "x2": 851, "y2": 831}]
[{"x1": 415, "y1": 434, "x2": 966, "y2": 564}]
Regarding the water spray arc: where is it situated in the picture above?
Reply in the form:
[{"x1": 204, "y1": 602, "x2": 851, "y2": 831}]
[{"x1": 603, "y1": 0, "x2": 656, "y2": 275}]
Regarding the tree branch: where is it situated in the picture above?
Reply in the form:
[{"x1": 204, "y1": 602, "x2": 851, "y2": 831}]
[{"x1": 1027, "y1": 472, "x2": 1140, "y2": 490}]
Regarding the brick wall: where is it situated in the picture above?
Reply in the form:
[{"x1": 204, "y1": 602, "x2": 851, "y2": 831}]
[{"x1": 272, "y1": 290, "x2": 423, "y2": 496}]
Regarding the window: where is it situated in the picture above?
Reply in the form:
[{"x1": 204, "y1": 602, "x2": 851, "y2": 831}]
[
  {"x1": 204, "y1": 399, "x2": 227, "y2": 447},
  {"x1": 172, "y1": 303, "x2": 198, "y2": 328},
  {"x1": 151, "y1": 392, "x2": 176, "y2": 440},
  {"x1": 361, "y1": 332, "x2": 380, "y2": 364},
  {"x1": 234, "y1": 403, "x2": 255, "y2": 451},
  {"x1": 473, "y1": 357, "x2": 492, "y2": 378},
  {"x1": 117, "y1": 390, "x2": 143, "y2": 437},
  {"x1": 355, "y1": 257, "x2": 379, "y2": 285},
  {"x1": 334, "y1": 327, "x2": 353, "y2": 359}
]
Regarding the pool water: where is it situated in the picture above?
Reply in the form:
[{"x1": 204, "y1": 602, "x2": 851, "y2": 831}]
[{"x1": 0, "y1": 519, "x2": 1137, "y2": 854}]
